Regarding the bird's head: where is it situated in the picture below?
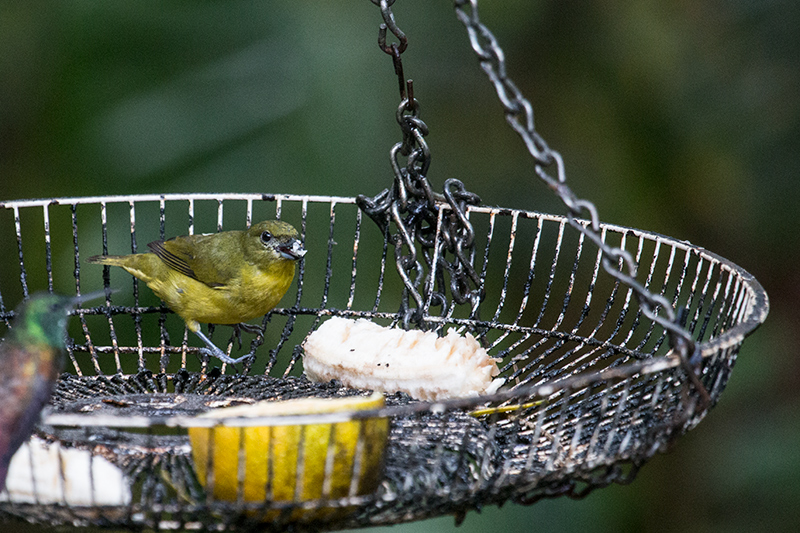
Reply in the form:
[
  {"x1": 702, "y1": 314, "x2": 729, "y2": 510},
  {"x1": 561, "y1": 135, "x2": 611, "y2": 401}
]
[
  {"x1": 10, "y1": 293, "x2": 79, "y2": 350},
  {"x1": 245, "y1": 220, "x2": 307, "y2": 266}
]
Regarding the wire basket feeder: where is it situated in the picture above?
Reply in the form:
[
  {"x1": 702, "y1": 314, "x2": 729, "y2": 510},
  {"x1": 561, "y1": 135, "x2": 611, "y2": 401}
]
[{"x1": 0, "y1": 1, "x2": 768, "y2": 531}]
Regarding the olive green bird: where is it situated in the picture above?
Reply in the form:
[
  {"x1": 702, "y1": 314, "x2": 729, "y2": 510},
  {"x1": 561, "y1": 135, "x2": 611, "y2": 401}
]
[
  {"x1": 0, "y1": 293, "x2": 81, "y2": 491},
  {"x1": 87, "y1": 220, "x2": 306, "y2": 365}
]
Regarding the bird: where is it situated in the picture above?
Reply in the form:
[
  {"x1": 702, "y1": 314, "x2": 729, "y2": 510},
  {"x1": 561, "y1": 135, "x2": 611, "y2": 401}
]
[
  {"x1": 87, "y1": 220, "x2": 306, "y2": 365},
  {"x1": 0, "y1": 292, "x2": 81, "y2": 491}
]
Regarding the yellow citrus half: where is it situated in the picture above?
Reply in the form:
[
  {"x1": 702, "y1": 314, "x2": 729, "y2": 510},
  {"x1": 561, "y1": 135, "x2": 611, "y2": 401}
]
[{"x1": 188, "y1": 392, "x2": 388, "y2": 520}]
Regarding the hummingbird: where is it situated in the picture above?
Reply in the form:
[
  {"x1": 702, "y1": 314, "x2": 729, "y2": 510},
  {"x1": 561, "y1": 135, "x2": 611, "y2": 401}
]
[{"x1": 0, "y1": 292, "x2": 82, "y2": 491}]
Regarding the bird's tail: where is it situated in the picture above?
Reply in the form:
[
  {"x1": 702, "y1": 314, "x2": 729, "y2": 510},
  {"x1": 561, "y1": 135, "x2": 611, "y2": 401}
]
[
  {"x1": 86, "y1": 253, "x2": 159, "y2": 285},
  {"x1": 86, "y1": 255, "x2": 131, "y2": 266}
]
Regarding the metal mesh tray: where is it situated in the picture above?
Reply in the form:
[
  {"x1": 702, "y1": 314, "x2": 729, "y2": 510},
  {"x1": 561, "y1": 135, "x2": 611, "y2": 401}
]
[{"x1": 0, "y1": 193, "x2": 768, "y2": 531}]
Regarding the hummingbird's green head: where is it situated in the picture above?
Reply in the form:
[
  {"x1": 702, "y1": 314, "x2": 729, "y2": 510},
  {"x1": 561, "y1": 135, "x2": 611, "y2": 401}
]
[{"x1": 11, "y1": 293, "x2": 79, "y2": 350}]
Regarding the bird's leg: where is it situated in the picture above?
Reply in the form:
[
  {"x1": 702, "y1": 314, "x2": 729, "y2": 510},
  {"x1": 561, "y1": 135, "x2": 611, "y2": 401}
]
[{"x1": 193, "y1": 329, "x2": 254, "y2": 365}]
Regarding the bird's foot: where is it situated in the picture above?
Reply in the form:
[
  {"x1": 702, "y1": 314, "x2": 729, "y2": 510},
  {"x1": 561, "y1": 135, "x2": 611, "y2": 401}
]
[
  {"x1": 229, "y1": 323, "x2": 265, "y2": 349},
  {"x1": 195, "y1": 329, "x2": 255, "y2": 365},
  {"x1": 234, "y1": 322, "x2": 265, "y2": 335},
  {"x1": 198, "y1": 346, "x2": 255, "y2": 365}
]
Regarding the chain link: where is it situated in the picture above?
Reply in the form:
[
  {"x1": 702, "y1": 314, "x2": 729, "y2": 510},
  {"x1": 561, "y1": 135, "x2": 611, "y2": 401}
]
[
  {"x1": 359, "y1": 0, "x2": 484, "y2": 329},
  {"x1": 359, "y1": 2, "x2": 708, "y2": 407},
  {"x1": 451, "y1": 0, "x2": 708, "y2": 405}
]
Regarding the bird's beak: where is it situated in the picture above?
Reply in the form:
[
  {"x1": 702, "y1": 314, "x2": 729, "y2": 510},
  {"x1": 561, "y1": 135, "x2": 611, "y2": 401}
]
[
  {"x1": 277, "y1": 239, "x2": 307, "y2": 261},
  {"x1": 74, "y1": 290, "x2": 110, "y2": 304},
  {"x1": 67, "y1": 290, "x2": 115, "y2": 312}
]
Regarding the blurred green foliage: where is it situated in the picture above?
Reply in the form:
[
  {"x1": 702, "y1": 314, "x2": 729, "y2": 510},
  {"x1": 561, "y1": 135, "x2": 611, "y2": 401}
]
[{"x1": 2, "y1": 1, "x2": 798, "y2": 532}]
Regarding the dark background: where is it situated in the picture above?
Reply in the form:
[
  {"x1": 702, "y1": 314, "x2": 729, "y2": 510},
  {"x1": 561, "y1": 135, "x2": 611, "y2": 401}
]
[{"x1": 2, "y1": 1, "x2": 797, "y2": 532}]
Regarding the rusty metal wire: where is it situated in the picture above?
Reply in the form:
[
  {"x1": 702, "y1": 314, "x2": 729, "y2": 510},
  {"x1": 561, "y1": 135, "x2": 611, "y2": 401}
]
[
  {"x1": 0, "y1": 0, "x2": 769, "y2": 530},
  {"x1": 0, "y1": 193, "x2": 768, "y2": 530}
]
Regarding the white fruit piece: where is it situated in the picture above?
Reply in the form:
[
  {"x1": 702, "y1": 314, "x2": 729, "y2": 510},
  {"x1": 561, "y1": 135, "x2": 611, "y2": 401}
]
[
  {"x1": 302, "y1": 317, "x2": 504, "y2": 401},
  {"x1": 0, "y1": 436, "x2": 131, "y2": 506}
]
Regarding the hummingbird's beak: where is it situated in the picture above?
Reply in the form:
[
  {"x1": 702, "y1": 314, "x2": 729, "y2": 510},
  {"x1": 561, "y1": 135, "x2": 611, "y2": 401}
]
[{"x1": 68, "y1": 289, "x2": 115, "y2": 311}]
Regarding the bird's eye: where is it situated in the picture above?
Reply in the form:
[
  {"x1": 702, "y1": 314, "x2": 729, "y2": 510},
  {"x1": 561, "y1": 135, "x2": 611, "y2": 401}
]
[{"x1": 260, "y1": 230, "x2": 273, "y2": 244}]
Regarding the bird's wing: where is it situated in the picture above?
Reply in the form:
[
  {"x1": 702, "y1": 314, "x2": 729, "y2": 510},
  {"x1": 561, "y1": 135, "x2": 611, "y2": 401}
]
[
  {"x1": 148, "y1": 235, "x2": 233, "y2": 289},
  {"x1": 148, "y1": 240, "x2": 197, "y2": 279}
]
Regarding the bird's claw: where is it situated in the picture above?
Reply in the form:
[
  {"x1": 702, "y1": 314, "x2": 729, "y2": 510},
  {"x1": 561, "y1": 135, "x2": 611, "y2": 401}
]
[
  {"x1": 238, "y1": 322, "x2": 265, "y2": 335},
  {"x1": 194, "y1": 329, "x2": 255, "y2": 365},
  {"x1": 198, "y1": 346, "x2": 255, "y2": 365}
]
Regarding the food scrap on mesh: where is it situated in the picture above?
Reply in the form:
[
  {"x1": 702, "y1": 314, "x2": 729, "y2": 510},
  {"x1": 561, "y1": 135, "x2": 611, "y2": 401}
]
[{"x1": 302, "y1": 317, "x2": 504, "y2": 401}]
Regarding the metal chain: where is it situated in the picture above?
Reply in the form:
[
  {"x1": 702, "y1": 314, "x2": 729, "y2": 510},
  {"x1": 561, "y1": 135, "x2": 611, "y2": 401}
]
[
  {"x1": 358, "y1": 0, "x2": 484, "y2": 329},
  {"x1": 452, "y1": 0, "x2": 709, "y2": 405}
]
